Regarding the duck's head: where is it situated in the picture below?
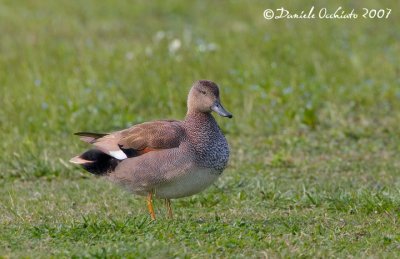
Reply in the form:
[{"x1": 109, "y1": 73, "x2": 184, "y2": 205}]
[{"x1": 187, "y1": 80, "x2": 232, "y2": 118}]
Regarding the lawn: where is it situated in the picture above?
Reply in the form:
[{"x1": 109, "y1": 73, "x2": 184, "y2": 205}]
[{"x1": 0, "y1": 0, "x2": 399, "y2": 258}]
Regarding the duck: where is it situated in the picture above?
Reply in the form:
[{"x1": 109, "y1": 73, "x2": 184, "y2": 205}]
[{"x1": 70, "y1": 80, "x2": 232, "y2": 220}]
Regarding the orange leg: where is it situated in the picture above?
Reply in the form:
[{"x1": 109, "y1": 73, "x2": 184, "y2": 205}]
[
  {"x1": 147, "y1": 192, "x2": 156, "y2": 220},
  {"x1": 164, "y1": 199, "x2": 173, "y2": 219}
]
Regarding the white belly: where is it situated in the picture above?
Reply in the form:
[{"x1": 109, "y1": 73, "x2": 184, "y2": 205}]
[{"x1": 154, "y1": 168, "x2": 220, "y2": 199}]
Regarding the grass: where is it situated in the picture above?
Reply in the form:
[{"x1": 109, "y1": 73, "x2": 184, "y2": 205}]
[{"x1": 1, "y1": 0, "x2": 400, "y2": 257}]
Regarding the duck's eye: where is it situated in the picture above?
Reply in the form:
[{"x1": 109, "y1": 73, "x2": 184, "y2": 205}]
[{"x1": 199, "y1": 90, "x2": 207, "y2": 95}]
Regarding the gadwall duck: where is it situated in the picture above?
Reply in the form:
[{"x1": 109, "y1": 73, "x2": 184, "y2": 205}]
[{"x1": 70, "y1": 80, "x2": 232, "y2": 220}]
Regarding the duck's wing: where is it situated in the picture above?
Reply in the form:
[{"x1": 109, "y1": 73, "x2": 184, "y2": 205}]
[{"x1": 74, "y1": 120, "x2": 186, "y2": 160}]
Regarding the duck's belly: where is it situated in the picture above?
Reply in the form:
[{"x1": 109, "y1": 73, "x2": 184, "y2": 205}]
[{"x1": 153, "y1": 168, "x2": 220, "y2": 199}]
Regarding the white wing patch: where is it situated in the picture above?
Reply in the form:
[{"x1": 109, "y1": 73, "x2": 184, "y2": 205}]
[{"x1": 109, "y1": 150, "x2": 128, "y2": 160}]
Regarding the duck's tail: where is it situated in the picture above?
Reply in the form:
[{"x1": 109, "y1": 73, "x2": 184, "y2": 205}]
[
  {"x1": 70, "y1": 149, "x2": 119, "y2": 175},
  {"x1": 74, "y1": 132, "x2": 108, "y2": 143}
]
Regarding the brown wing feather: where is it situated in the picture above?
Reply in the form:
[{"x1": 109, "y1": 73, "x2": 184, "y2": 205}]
[
  {"x1": 73, "y1": 120, "x2": 185, "y2": 159},
  {"x1": 118, "y1": 120, "x2": 185, "y2": 151}
]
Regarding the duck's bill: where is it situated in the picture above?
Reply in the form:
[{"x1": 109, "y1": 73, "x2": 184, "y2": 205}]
[{"x1": 211, "y1": 101, "x2": 233, "y2": 118}]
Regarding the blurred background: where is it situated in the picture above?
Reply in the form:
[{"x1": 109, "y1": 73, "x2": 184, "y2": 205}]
[{"x1": 0, "y1": 0, "x2": 399, "y2": 257}]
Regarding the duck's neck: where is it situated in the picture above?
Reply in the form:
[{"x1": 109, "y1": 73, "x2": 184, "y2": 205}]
[
  {"x1": 184, "y1": 111, "x2": 220, "y2": 142},
  {"x1": 184, "y1": 111, "x2": 229, "y2": 171},
  {"x1": 185, "y1": 111, "x2": 217, "y2": 129}
]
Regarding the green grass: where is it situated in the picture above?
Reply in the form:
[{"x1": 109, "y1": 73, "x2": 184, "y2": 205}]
[{"x1": 1, "y1": 0, "x2": 400, "y2": 257}]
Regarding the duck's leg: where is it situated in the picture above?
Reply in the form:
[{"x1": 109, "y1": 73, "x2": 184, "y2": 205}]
[
  {"x1": 147, "y1": 192, "x2": 156, "y2": 220},
  {"x1": 164, "y1": 198, "x2": 173, "y2": 219}
]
